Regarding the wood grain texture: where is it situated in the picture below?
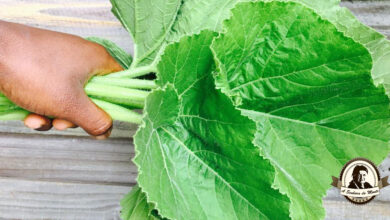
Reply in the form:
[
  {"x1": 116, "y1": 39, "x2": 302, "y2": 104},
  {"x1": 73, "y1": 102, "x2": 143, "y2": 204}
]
[
  {"x1": 0, "y1": 178, "x2": 130, "y2": 220},
  {"x1": 324, "y1": 200, "x2": 390, "y2": 220},
  {"x1": 0, "y1": 133, "x2": 137, "y2": 185},
  {"x1": 0, "y1": 0, "x2": 390, "y2": 219}
]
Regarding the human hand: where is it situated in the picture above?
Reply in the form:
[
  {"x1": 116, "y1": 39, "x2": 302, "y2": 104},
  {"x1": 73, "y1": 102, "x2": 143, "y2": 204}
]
[{"x1": 0, "y1": 21, "x2": 123, "y2": 139}]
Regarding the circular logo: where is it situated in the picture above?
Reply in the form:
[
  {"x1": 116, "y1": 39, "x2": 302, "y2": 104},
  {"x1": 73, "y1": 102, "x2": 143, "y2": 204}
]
[{"x1": 339, "y1": 158, "x2": 380, "y2": 204}]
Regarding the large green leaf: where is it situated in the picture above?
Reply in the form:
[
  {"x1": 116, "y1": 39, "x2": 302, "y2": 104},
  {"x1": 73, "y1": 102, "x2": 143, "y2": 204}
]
[
  {"x1": 110, "y1": 0, "x2": 390, "y2": 97},
  {"x1": 295, "y1": 0, "x2": 390, "y2": 95},
  {"x1": 110, "y1": 0, "x2": 239, "y2": 68},
  {"x1": 134, "y1": 31, "x2": 290, "y2": 219},
  {"x1": 212, "y1": 1, "x2": 390, "y2": 219},
  {"x1": 264, "y1": 0, "x2": 390, "y2": 96},
  {"x1": 110, "y1": 0, "x2": 182, "y2": 67}
]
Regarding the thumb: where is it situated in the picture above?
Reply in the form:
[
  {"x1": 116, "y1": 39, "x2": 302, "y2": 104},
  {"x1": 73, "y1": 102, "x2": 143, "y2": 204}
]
[{"x1": 66, "y1": 92, "x2": 113, "y2": 138}]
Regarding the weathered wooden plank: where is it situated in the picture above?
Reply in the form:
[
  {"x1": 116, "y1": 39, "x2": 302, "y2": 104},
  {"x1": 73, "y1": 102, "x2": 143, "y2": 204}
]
[
  {"x1": 0, "y1": 133, "x2": 137, "y2": 185},
  {"x1": 324, "y1": 200, "x2": 390, "y2": 220},
  {"x1": 0, "y1": 177, "x2": 131, "y2": 220}
]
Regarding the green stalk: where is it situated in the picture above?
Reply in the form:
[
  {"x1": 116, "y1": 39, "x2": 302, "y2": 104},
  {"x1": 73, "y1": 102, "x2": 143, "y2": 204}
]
[
  {"x1": 0, "y1": 109, "x2": 29, "y2": 120},
  {"x1": 90, "y1": 77, "x2": 157, "y2": 89},
  {"x1": 0, "y1": 105, "x2": 21, "y2": 111},
  {"x1": 89, "y1": 96, "x2": 145, "y2": 109},
  {"x1": 91, "y1": 98, "x2": 142, "y2": 124},
  {"x1": 0, "y1": 96, "x2": 14, "y2": 105},
  {"x1": 106, "y1": 66, "x2": 156, "y2": 78},
  {"x1": 85, "y1": 83, "x2": 149, "y2": 108},
  {"x1": 85, "y1": 83, "x2": 149, "y2": 101}
]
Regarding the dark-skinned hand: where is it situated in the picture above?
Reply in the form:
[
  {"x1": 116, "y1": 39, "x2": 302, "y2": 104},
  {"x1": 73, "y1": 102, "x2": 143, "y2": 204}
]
[{"x1": 0, "y1": 21, "x2": 123, "y2": 139}]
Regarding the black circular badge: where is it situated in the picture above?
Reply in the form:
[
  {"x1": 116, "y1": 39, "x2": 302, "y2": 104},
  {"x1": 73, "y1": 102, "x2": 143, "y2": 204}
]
[{"x1": 339, "y1": 158, "x2": 380, "y2": 204}]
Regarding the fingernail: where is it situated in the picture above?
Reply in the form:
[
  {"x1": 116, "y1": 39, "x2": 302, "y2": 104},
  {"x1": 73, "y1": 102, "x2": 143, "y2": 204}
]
[
  {"x1": 27, "y1": 120, "x2": 43, "y2": 130},
  {"x1": 24, "y1": 114, "x2": 53, "y2": 131},
  {"x1": 55, "y1": 123, "x2": 68, "y2": 131}
]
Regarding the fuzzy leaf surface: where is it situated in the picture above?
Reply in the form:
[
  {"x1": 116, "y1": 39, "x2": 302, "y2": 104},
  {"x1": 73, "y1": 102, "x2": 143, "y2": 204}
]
[
  {"x1": 212, "y1": 2, "x2": 390, "y2": 219},
  {"x1": 134, "y1": 31, "x2": 290, "y2": 220}
]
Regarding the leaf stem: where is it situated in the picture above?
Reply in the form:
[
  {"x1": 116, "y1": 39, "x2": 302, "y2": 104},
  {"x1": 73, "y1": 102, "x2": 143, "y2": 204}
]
[
  {"x1": 106, "y1": 66, "x2": 156, "y2": 78},
  {"x1": 91, "y1": 98, "x2": 142, "y2": 124},
  {"x1": 85, "y1": 83, "x2": 149, "y2": 108},
  {"x1": 90, "y1": 77, "x2": 157, "y2": 89},
  {"x1": 0, "y1": 110, "x2": 29, "y2": 120},
  {"x1": 0, "y1": 97, "x2": 14, "y2": 105}
]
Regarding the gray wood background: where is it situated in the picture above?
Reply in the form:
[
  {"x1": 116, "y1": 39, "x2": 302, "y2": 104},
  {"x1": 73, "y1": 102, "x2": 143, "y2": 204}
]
[{"x1": 0, "y1": 0, "x2": 389, "y2": 219}]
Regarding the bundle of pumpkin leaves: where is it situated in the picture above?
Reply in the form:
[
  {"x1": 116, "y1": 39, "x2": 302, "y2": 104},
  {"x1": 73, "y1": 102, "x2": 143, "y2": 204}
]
[{"x1": 2, "y1": 0, "x2": 390, "y2": 219}]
